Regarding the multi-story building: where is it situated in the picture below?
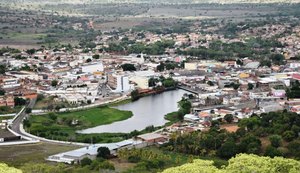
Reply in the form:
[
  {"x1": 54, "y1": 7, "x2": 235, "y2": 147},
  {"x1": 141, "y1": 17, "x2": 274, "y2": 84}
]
[
  {"x1": 107, "y1": 74, "x2": 131, "y2": 93},
  {"x1": 0, "y1": 77, "x2": 21, "y2": 89}
]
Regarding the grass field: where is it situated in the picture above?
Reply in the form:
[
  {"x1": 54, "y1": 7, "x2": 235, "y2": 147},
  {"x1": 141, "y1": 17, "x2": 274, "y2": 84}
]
[
  {"x1": 58, "y1": 106, "x2": 133, "y2": 127},
  {"x1": 0, "y1": 106, "x2": 23, "y2": 115},
  {"x1": 0, "y1": 142, "x2": 79, "y2": 167},
  {"x1": 26, "y1": 106, "x2": 133, "y2": 143}
]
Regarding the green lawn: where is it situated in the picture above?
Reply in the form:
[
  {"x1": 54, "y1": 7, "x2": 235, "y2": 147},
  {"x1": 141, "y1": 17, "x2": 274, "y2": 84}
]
[
  {"x1": 0, "y1": 106, "x2": 23, "y2": 115},
  {"x1": 0, "y1": 116, "x2": 13, "y2": 121},
  {"x1": 59, "y1": 106, "x2": 133, "y2": 127},
  {"x1": 164, "y1": 111, "x2": 180, "y2": 125},
  {"x1": 26, "y1": 106, "x2": 133, "y2": 143},
  {"x1": 0, "y1": 142, "x2": 79, "y2": 167}
]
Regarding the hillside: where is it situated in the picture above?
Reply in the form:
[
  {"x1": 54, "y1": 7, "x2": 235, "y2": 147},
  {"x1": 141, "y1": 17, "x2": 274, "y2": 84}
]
[{"x1": 162, "y1": 154, "x2": 300, "y2": 173}]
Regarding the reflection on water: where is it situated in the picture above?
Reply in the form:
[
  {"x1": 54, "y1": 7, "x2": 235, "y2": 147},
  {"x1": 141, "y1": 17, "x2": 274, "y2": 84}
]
[{"x1": 79, "y1": 89, "x2": 189, "y2": 133}]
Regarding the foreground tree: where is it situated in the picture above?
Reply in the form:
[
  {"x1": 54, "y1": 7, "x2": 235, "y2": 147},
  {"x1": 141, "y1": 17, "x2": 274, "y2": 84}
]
[
  {"x1": 162, "y1": 154, "x2": 300, "y2": 173},
  {"x1": 0, "y1": 163, "x2": 21, "y2": 173}
]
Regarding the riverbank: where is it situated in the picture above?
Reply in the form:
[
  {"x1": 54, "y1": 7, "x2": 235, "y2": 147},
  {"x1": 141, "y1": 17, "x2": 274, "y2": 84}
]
[
  {"x1": 25, "y1": 106, "x2": 133, "y2": 143},
  {"x1": 24, "y1": 108, "x2": 181, "y2": 144},
  {"x1": 25, "y1": 89, "x2": 187, "y2": 143}
]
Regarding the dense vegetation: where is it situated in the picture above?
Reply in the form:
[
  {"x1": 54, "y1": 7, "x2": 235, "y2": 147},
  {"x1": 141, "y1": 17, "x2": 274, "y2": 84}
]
[
  {"x1": 0, "y1": 163, "x2": 21, "y2": 173},
  {"x1": 177, "y1": 38, "x2": 283, "y2": 61},
  {"x1": 162, "y1": 154, "x2": 300, "y2": 173},
  {"x1": 162, "y1": 111, "x2": 300, "y2": 160},
  {"x1": 117, "y1": 147, "x2": 227, "y2": 173},
  {"x1": 286, "y1": 81, "x2": 300, "y2": 99}
]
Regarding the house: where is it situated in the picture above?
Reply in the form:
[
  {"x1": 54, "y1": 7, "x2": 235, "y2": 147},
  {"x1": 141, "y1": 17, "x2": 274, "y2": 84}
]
[
  {"x1": 81, "y1": 62, "x2": 104, "y2": 74},
  {"x1": 0, "y1": 95, "x2": 15, "y2": 107},
  {"x1": 137, "y1": 133, "x2": 167, "y2": 144},
  {"x1": 260, "y1": 102, "x2": 284, "y2": 113},
  {"x1": 198, "y1": 111, "x2": 212, "y2": 122},
  {"x1": 184, "y1": 114, "x2": 200, "y2": 122},
  {"x1": 47, "y1": 139, "x2": 144, "y2": 164}
]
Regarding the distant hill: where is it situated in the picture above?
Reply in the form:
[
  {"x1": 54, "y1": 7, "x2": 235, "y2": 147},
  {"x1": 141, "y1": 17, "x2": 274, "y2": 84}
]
[{"x1": 1, "y1": 0, "x2": 300, "y2": 4}]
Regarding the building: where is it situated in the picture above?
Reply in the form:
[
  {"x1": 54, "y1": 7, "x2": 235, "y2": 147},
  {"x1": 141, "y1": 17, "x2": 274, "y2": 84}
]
[
  {"x1": 107, "y1": 74, "x2": 131, "y2": 93},
  {"x1": 0, "y1": 95, "x2": 15, "y2": 107},
  {"x1": 184, "y1": 62, "x2": 198, "y2": 70},
  {"x1": 47, "y1": 139, "x2": 144, "y2": 164},
  {"x1": 81, "y1": 62, "x2": 104, "y2": 74},
  {"x1": 6, "y1": 71, "x2": 41, "y2": 81},
  {"x1": 137, "y1": 133, "x2": 167, "y2": 144},
  {"x1": 0, "y1": 78, "x2": 21, "y2": 89},
  {"x1": 130, "y1": 76, "x2": 149, "y2": 89},
  {"x1": 184, "y1": 114, "x2": 200, "y2": 122}
]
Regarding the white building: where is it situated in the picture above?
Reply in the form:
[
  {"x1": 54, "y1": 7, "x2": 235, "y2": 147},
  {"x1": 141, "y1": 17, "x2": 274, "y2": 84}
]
[
  {"x1": 1, "y1": 78, "x2": 20, "y2": 89},
  {"x1": 129, "y1": 70, "x2": 158, "y2": 89},
  {"x1": 81, "y1": 62, "x2": 104, "y2": 74},
  {"x1": 108, "y1": 74, "x2": 132, "y2": 93},
  {"x1": 6, "y1": 71, "x2": 41, "y2": 81},
  {"x1": 130, "y1": 76, "x2": 149, "y2": 89}
]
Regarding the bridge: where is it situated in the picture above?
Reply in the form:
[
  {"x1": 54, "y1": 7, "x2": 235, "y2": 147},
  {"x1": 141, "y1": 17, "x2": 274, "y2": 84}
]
[{"x1": 177, "y1": 85, "x2": 200, "y2": 95}]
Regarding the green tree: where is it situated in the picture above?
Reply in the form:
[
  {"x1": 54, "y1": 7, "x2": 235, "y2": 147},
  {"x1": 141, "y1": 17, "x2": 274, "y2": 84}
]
[
  {"x1": 236, "y1": 59, "x2": 243, "y2": 66},
  {"x1": 97, "y1": 147, "x2": 111, "y2": 159},
  {"x1": 121, "y1": 64, "x2": 136, "y2": 71},
  {"x1": 0, "y1": 163, "x2": 21, "y2": 173},
  {"x1": 14, "y1": 97, "x2": 27, "y2": 106},
  {"x1": 269, "y1": 135, "x2": 282, "y2": 148},
  {"x1": 98, "y1": 160, "x2": 115, "y2": 170},
  {"x1": 239, "y1": 135, "x2": 261, "y2": 154},
  {"x1": 26, "y1": 48, "x2": 36, "y2": 55},
  {"x1": 260, "y1": 59, "x2": 271, "y2": 67},
  {"x1": 178, "y1": 98, "x2": 192, "y2": 115},
  {"x1": 25, "y1": 108, "x2": 32, "y2": 114},
  {"x1": 264, "y1": 145, "x2": 282, "y2": 158},
  {"x1": 224, "y1": 114, "x2": 234, "y2": 123},
  {"x1": 0, "y1": 89, "x2": 5, "y2": 96},
  {"x1": 148, "y1": 78, "x2": 158, "y2": 87},
  {"x1": 86, "y1": 58, "x2": 92, "y2": 63},
  {"x1": 248, "y1": 83, "x2": 254, "y2": 90},
  {"x1": 207, "y1": 81, "x2": 214, "y2": 86},
  {"x1": 51, "y1": 80, "x2": 58, "y2": 87},
  {"x1": 287, "y1": 141, "x2": 300, "y2": 159},
  {"x1": 131, "y1": 89, "x2": 140, "y2": 101},
  {"x1": 217, "y1": 140, "x2": 238, "y2": 159},
  {"x1": 80, "y1": 157, "x2": 92, "y2": 167},
  {"x1": 157, "y1": 63, "x2": 165, "y2": 72},
  {"x1": 162, "y1": 78, "x2": 177, "y2": 88},
  {"x1": 0, "y1": 64, "x2": 6, "y2": 74},
  {"x1": 282, "y1": 130, "x2": 296, "y2": 142},
  {"x1": 162, "y1": 154, "x2": 300, "y2": 173},
  {"x1": 92, "y1": 54, "x2": 100, "y2": 59},
  {"x1": 270, "y1": 54, "x2": 285, "y2": 65}
]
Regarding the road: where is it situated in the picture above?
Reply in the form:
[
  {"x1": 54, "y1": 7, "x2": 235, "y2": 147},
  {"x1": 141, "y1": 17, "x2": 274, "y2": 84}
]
[
  {"x1": 7, "y1": 98, "x2": 88, "y2": 146},
  {"x1": 10, "y1": 98, "x2": 36, "y2": 139}
]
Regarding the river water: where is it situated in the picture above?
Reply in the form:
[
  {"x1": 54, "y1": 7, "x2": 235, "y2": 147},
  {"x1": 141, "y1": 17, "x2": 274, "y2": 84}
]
[{"x1": 79, "y1": 89, "x2": 189, "y2": 133}]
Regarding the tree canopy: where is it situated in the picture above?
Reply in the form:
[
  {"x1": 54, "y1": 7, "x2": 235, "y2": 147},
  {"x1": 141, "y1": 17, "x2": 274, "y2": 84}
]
[
  {"x1": 0, "y1": 163, "x2": 22, "y2": 173},
  {"x1": 162, "y1": 154, "x2": 300, "y2": 173}
]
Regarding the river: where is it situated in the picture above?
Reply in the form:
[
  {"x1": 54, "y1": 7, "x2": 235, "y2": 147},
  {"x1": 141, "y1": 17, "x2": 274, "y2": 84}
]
[{"x1": 79, "y1": 89, "x2": 190, "y2": 133}]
